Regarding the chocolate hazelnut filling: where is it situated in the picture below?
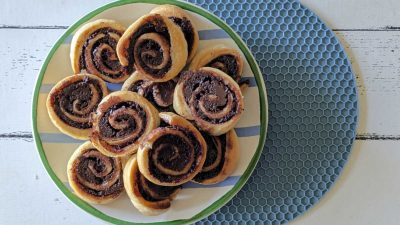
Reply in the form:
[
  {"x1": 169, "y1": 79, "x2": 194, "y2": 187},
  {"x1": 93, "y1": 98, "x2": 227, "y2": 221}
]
[
  {"x1": 98, "y1": 101, "x2": 147, "y2": 150},
  {"x1": 52, "y1": 78, "x2": 103, "y2": 129},
  {"x1": 128, "y1": 80, "x2": 175, "y2": 111},
  {"x1": 169, "y1": 16, "x2": 195, "y2": 56},
  {"x1": 126, "y1": 17, "x2": 172, "y2": 78},
  {"x1": 206, "y1": 54, "x2": 239, "y2": 81},
  {"x1": 136, "y1": 170, "x2": 180, "y2": 202},
  {"x1": 73, "y1": 149, "x2": 123, "y2": 197},
  {"x1": 148, "y1": 126, "x2": 202, "y2": 183},
  {"x1": 79, "y1": 28, "x2": 132, "y2": 79},
  {"x1": 193, "y1": 133, "x2": 227, "y2": 182},
  {"x1": 181, "y1": 70, "x2": 240, "y2": 123},
  {"x1": 128, "y1": 80, "x2": 145, "y2": 93}
]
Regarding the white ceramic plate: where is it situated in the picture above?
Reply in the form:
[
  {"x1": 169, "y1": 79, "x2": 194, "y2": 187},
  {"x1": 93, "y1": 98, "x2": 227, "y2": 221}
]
[{"x1": 32, "y1": 0, "x2": 268, "y2": 224}]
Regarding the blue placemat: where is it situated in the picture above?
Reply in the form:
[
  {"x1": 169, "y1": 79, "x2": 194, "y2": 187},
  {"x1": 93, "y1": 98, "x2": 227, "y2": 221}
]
[{"x1": 189, "y1": 0, "x2": 358, "y2": 224}]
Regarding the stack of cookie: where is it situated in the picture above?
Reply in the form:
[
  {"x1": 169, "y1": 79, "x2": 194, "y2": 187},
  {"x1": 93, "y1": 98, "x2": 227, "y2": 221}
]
[{"x1": 46, "y1": 4, "x2": 246, "y2": 216}]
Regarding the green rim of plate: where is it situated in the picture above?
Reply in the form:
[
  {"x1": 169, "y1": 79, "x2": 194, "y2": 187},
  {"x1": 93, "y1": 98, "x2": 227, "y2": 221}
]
[{"x1": 31, "y1": 0, "x2": 268, "y2": 224}]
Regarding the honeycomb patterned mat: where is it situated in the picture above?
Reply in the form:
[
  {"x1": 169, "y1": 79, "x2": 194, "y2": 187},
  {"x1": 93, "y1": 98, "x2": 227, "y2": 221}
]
[{"x1": 188, "y1": 0, "x2": 359, "y2": 224}]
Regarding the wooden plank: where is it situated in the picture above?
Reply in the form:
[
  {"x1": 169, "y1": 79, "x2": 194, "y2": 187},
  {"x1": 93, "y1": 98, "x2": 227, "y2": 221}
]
[
  {"x1": 335, "y1": 31, "x2": 400, "y2": 136},
  {"x1": 0, "y1": 139, "x2": 99, "y2": 224},
  {"x1": 300, "y1": 0, "x2": 400, "y2": 30},
  {"x1": 291, "y1": 140, "x2": 400, "y2": 225},
  {"x1": 0, "y1": 29, "x2": 63, "y2": 132},
  {"x1": 2, "y1": 138, "x2": 400, "y2": 224},
  {"x1": 0, "y1": 0, "x2": 110, "y2": 27},
  {"x1": 1, "y1": 29, "x2": 399, "y2": 136},
  {"x1": 1, "y1": 0, "x2": 400, "y2": 29}
]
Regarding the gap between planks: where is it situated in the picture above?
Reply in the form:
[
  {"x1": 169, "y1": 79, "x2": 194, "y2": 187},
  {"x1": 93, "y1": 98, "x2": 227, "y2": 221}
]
[
  {"x1": 0, "y1": 25, "x2": 68, "y2": 29},
  {"x1": 1, "y1": 24, "x2": 400, "y2": 31},
  {"x1": 2, "y1": 132, "x2": 399, "y2": 141}
]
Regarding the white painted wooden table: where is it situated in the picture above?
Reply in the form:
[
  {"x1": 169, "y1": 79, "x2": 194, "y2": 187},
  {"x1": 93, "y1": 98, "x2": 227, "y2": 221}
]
[{"x1": 2, "y1": 0, "x2": 400, "y2": 224}]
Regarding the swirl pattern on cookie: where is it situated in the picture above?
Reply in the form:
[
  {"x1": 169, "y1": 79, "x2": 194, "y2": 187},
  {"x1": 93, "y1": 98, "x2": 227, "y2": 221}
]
[
  {"x1": 124, "y1": 156, "x2": 181, "y2": 216},
  {"x1": 150, "y1": 5, "x2": 199, "y2": 61},
  {"x1": 70, "y1": 19, "x2": 132, "y2": 83},
  {"x1": 189, "y1": 45, "x2": 243, "y2": 82},
  {"x1": 46, "y1": 74, "x2": 108, "y2": 140},
  {"x1": 90, "y1": 91, "x2": 160, "y2": 157},
  {"x1": 174, "y1": 67, "x2": 244, "y2": 136},
  {"x1": 67, "y1": 142, "x2": 124, "y2": 204},
  {"x1": 122, "y1": 71, "x2": 175, "y2": 111},
  {"x1": 193, "y1": 130, "x2": 239, "y2": 184},
  {"x1": 137, "y1": 112, "x2": 207, "y2": 186},
  {"x1": 116, "y1": 14, "x2": 188, "y2": 82}
]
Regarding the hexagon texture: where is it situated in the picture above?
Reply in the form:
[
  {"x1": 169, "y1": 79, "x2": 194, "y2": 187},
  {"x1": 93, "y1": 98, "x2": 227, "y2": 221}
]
[{"x1": 189, "y1": 0, "x2": 358, "y2": 224}]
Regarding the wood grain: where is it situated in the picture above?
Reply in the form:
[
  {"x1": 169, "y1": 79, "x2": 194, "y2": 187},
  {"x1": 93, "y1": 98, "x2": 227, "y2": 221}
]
[
  {"x1": 0, "y1": 29, "x2": 62, "y2": 132},
  {"x1": 335, "y1": 31, "x2": 400, "y2": 136}
]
